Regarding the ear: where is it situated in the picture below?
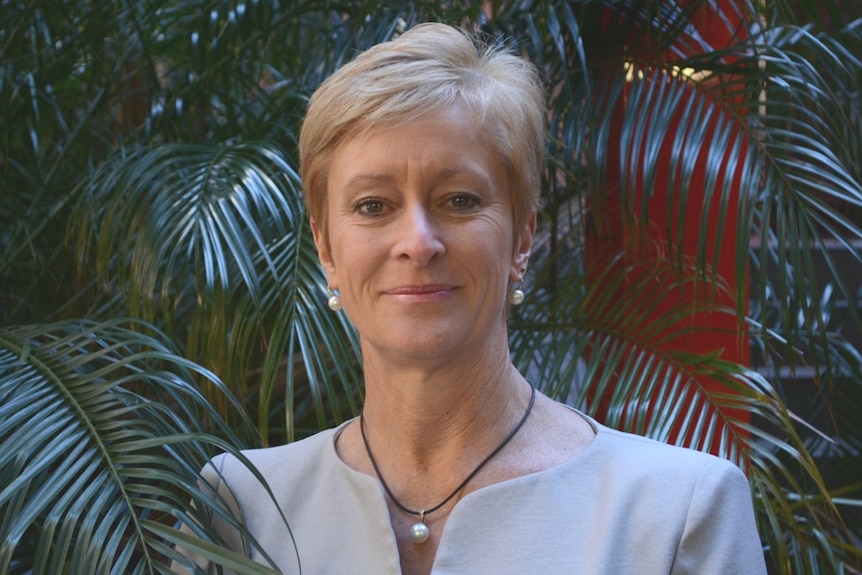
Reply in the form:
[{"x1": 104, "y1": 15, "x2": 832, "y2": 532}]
[
  {"x1": 310, "y1": 218, "x2": 338, "y2": 289},
  {"x1": 511, "y1": 211, "x2": 537, "y2": 280}
]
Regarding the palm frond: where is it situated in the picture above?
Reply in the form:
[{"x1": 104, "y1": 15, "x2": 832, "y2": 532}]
[
  {"x1": 488, "y1": 6, "x2": 862, "y2": 568},
  {"x1": 510, "y1": 245, "x2": 861, "y2": 570},
  {"x1": 0, "y1": 319, "x2": 287, "y2": 574},
  {"x1": 4, "y1": 0, "x2": 862, "y2": 572},
  {"x1": 73, "y1": 142, "x2": 363, "y2": 443}
]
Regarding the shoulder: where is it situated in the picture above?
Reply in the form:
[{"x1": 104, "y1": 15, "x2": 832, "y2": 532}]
[
  {"x1": 590, "y1": 419, "x2": 745, "y2": 481},
  {"x1": 202, "y1": 423, "x2": 345, "y2": 491},
  {"x1": 544, "y1": 400, "x2": 743, "y2": 486},
  {"x1": 584, "y1": 420, "x2": 765, "y2": 573},
  {"x1": 570, "y1": 416, "x2": 754, "y2": 522},
  {"x1": 588, "y1": 423, "x2": 756, "y2": 513}
]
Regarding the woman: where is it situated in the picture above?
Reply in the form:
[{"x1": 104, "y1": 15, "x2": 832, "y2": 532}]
[{"x1": 177, "y1": 22, "x2": 766, "y2": 575}]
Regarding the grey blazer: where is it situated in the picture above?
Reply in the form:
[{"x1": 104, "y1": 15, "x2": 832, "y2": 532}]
[{"x1": 175, "y1": 413, "x2": 767, "y2": 574}]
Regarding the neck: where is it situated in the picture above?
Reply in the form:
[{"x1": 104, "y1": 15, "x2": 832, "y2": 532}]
[
  {"x1": 360, "y1": 381, "x2": 535, "y2": 519},
  {"x1": 359, "y1": 354, "x2": 528, "y2": 470}
]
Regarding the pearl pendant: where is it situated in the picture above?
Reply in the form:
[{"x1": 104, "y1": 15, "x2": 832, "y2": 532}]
[{"x1": 410, "y1": 521, "x2": 430, "y2": 544}]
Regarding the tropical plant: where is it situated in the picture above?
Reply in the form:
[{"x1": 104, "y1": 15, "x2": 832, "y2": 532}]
[
  {"x1": 1, "y1": 0, "x2": 860, "y2": 573},
  {"x1": 0, "y1": 319, "x2": 284, "y2": 573}
]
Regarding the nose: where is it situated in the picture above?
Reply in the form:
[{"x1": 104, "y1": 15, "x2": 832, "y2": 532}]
[{"x1": 393, "y1": 204, "x2": 445, "y2": 266}]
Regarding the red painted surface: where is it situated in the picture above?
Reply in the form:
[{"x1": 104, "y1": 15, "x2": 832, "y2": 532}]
[{"x1": 586, "y1": 1, "x2": 751, "y2": 454}]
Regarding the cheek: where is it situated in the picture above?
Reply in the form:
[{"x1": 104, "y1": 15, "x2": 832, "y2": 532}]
[
  {"x1": 327, "y1": 218, "x2": 365, "y2": 264},
  {"x1": 462, "y1": 222, "x2": 516, "y2": 286},
  {"x1": 473, "y1": 215, "x2": 516, "y2": 259},
  {"x1": 328, "y1": 227, "x2": 386, "y2": 291}
]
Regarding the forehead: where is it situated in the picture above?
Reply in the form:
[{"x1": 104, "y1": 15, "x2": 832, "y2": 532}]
[{"x1": 330, "y1": 105, "x2": 501, "y2": 176}]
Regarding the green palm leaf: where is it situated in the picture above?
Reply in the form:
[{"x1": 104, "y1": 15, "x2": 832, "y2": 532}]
[
  {"x1": 511, "y1": 246, "x2": 860, "y2": 570},
  {"x1": 74, "y1": 142, "x2": 363, "y2": 443},
  {"x1": 496, "y1": 1, "x2": 862, "y2": 571},
  {"x1": 0, "y1": 319, "x2": 286, "y2": 574},
  {"x1": 4, "y1": 0, "x2": 862, "y2": 572}
]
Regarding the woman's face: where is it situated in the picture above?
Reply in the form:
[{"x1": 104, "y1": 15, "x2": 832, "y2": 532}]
[{"x1": 312, "y1": 105, "x2": 534, "y2": 366}]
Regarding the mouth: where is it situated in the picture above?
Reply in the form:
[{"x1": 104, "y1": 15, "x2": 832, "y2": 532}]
[{"x1": 383, "y1": 285, "x2": 457, "y2": 300}]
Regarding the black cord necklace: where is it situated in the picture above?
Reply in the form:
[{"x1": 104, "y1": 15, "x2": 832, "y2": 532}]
[{"x1": 359, "y1": 382, "x2": 536, "y2": 544}]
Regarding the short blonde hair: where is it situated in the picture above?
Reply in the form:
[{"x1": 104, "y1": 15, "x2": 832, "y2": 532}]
[{"x1": 299, "y1": 22, "x2": 545, "y2": 243}]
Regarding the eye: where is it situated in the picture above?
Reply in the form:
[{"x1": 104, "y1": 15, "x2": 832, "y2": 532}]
[
  {"x1": 354, "y1": 198, "x2": 387, "y2": 216},
  {"x1": 448, "y1": 193, "x2": 480, "y2": 210}
]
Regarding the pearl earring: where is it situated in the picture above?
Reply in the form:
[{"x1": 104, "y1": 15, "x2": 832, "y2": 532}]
[
  {"x1": 509, "y1": 273, "x2": 525, "y2": 306},
  {"x1": 327, "y1": 285, "x2": 342, "y2": 311}
]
